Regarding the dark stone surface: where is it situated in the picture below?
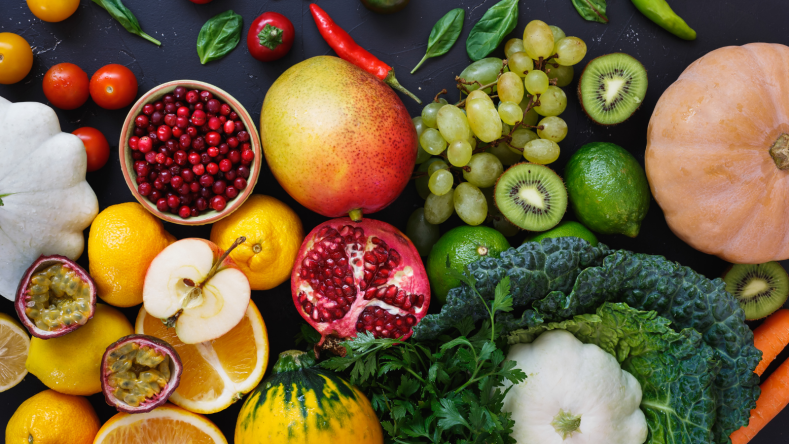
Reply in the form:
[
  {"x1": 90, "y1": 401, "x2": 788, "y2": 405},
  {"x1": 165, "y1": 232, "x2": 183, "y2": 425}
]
[{"x1": 0, "y1": 0, "x2": 786, "y2": 442}]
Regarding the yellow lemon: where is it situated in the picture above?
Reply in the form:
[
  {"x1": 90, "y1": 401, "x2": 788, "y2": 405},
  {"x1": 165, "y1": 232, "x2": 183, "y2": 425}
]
[
  {"x1": 0, "y1": 312, "x2": 30, "y2": 392},
  {"x1": 210, "y1": 195, "x2": 303, "y2": 290},
  {"x1": 5, "y1": 389, "x2": 100, "y2": 444},
  {"x1": 26, "y1": 304, "x2": 133, "y2": 395},
  {"x1": 88, "y1": 202, "x2": 175, "y2": 307}
]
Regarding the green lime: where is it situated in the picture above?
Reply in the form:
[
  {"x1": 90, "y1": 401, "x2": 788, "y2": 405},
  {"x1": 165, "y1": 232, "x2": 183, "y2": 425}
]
[
  {"x1": 427, "y1": 226, "x2": 510, "y2": 304},
  {"x1": 524, "y1": 221, "x2": 598, "y2": 246},
  {"x1": 564, "y1": 142, "x2": 650, "y2": 237}
]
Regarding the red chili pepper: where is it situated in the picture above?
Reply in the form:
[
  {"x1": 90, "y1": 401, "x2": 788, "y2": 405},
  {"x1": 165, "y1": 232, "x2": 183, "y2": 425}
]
[{"x1": 309, "y1": 3, "x2": 422, "y2": 104}]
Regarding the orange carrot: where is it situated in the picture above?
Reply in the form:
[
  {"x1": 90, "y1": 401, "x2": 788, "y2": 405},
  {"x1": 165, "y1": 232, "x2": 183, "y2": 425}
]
[
  {"x1": 730, "y1": 354, "x2": 789, "y2": 444},
  {"x1": 753, "y1": 309, "x2": 789, "y2": 376}
]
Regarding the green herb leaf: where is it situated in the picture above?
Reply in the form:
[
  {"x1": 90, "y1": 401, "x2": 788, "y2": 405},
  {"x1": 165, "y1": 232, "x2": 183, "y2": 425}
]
[
  {"x1": 465, "y1": 0, "x2": 518, "y2": 62},
  {"x1": 258, "y1": 23, "x2": 284, "y2": 50},
  {"x1": 571, "y1": 0, "x2": 609, "y2": 23},
  {"x1": 436, "y1": 398, "x2": 471, "y2": 430},
  {"x1": 91, "y1": 0, "x2": 161, "y2": 46},
  {"x1": 412, "y1": 8, "x2": 465, "y2": 74},
  {"x1": 491, "y1": 276, "x2": 513, "y2": 315},
  {"x1": 196, "y1": 10, "x2": 243, "y2": 65}
]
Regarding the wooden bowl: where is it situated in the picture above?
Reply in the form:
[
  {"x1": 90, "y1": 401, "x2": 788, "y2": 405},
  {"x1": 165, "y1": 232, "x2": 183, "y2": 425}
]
[{"x1": 120, "y1": 80, "x2": 261, "y2": 225}]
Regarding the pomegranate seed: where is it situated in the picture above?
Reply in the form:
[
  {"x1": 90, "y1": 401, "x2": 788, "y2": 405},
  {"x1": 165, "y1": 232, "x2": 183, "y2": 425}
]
[
  {"x1": 206, "y1": 162, "x2": 219, "y2": 175},
  {"x1": 234, "y1": 177, "x2": 247, "y2": 190},
  {"x1": 177, "y1": 106, "x2": 190, "y2": 118},
  {"x1": 208, "y1": 117, "x2": 222, "y2": 131},
  {"x1": 206, "y1": 99, "x2": 221, "y2": 114},
  {"x1": 179, "y1": 206, "x2": 191, "y2": 219},
  {"x1": 193, "y1": 164, "x2": 205, "y2": 176},
  {"x1": 191, "y1": 110, "x2": 207, "y2": 126},
  {"x1": 135, "y1": 115, "x2": 149, "y2": 128},
  {"x1": 188, "y1": 153, "x2": 201, "y2": 165},
  {"x1": 241, "y1": 149, "x2": 254, "y2": 163},
  {"x1": 172, "y1": 126, "x2": 184, "y2": 138},
  {"x1": 211, "y1": 195, "x2": 227, "y2": 211},
  {"x1": 129, "y1": 136, "x2": 139, "y2": 150},
  {"x1": 207, "y1": 147, "x2": 219, "y2": 157},
  {"x1": 138, "y1": 182, "x2": 152, "y2": 196},
  {"x1": 225, "y1": 186, "x2": 238, "y2": 199},
  {"x1": 219, "y1": 159, "x2": 232, "y2": 172},
  {"x1": 156, "y1": 198, "x2": 168, "y2": 212},
  {"x1": 212, "y1": 180, "x2": 227, "y2": 195},
  {"x1": 228, "y1": 150, "x2": 241, "y2": 164},
  {"x1": 164, "y1": 102, "x2": 177, "y2": 114},
  {"x1": 170, "y1": 175, "x2": 184, "y2": 188},
  {"x1": 157, "y1": 125, "x2": 172, "y2": 142},
  {"x1": 186, "y1": 91, "x2": 199, "y2": 104},
  {"x1": 182, "y1": 168, "x2": 195, "y2": 182},
  {"x1": 223, "y1": 120, "x2": 236, "y2": 134}
]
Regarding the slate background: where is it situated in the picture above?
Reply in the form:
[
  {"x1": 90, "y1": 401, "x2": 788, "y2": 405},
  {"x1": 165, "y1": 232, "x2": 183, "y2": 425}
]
[{"x1": 1, "y1": 0, "x2": 788, "y2": 442}]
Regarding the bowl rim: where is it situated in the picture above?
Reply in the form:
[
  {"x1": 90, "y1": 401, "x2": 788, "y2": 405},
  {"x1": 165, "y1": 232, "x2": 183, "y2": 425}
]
[{"x1": 119, "y1": 79, "x2": 262, "y2": 226}]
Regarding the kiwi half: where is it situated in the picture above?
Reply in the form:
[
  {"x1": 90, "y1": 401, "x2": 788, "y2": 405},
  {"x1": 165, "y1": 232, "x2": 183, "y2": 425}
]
[
  {"x1": 494, "y1": 163, "x2": 567, "y2": 231},
  {"x1": 578, "y1": 53, "x2": 648, "y2": 126},
  {"x1": 723, "y1": 262, "x2": 789, "y2": 320}
]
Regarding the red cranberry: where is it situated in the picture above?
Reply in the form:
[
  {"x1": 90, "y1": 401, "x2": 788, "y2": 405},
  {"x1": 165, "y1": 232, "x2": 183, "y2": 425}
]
[
  {"x1": 131, "y1": 151, "x2": 144, "y2": 160},
  {"x1": 210, "y1": 195, "x2": 227, "y2": 211},
  {"x1": 192, "y1": 136, "x2": 205, "y2": 151},
  {"x1": 142, "y1": 104, "x2": 154, "y2": 115},
  {"x1": 172, "y1": 126, "x2": 183, "y2": 138},
  {"x1": 135, "y1": 115, "x2": 149, "y2": 128},
  {"x1": 171, "y1": 175, "x2": 184, "y2": 189},
  {"x1": 163, "y1": 94, "x2": 175, "y2": 104},
  {"x1": 237, "y1": 131, "x2": 250, "y2": 142},
  {"x1": 199, "y1": 174, "x2": 214, "y2": 187},
  {"x1": 220, "y1": 104, "x2": 231, "y2": 115},
  {"x1": 193, "y1": 164, "x2": 205, "y2": 176},
  {"x1": 167, "y1": 195, "x2": 180, "y2": 208},
  {"x1": 207, "y1": 146, "x2": 219, "y2": 157},
  {"x1": 159, "y1": 170, "x2": 171, "y2": 184},
  {"x1": 186, "y1": 126, "x2": 198, "y2": 137},
  {"x1": 212, "y1": 180, "x2": 226, "y2": 195},
  {"x1": 228, "y1": 150, "x2": 241, "y2": 164},
  {"x1": 194, "y1": 102, "x2": 204, "y2": 111},
  {"x1": 157, "y1": 125, "x2": 172, "y2": 142},
  {"x1": 226, "y1": 137, "x2": 239, "y2": 149},
  {"x1": 136, "y1": 175, "x2": 147, "y2": 185},
  {"x1": 189, "y1": 208, "x2": 198, "y2": 217},
  {"x1": 191, "y1": 110, "x2": 207, "y2": 126},
  {"x1": 229, "y1": 111, "x2": 239, "y2": 121},
  {"x1": 169, "y1": 165, "x2": 181, "y2": 176},
  {"x1": 177, "y1": 106, "x2": 190, "y2": 118},
  {"x1": 153, "y1": 179, "x2": 165, "y2": 190},
  {"x1": 225, "y1": 169, "x2": 237, "y2": 181},
  {"x1": 149, "y1": 171, "x2": 159, "y2": 181},
  {"x1": 175, "y1": 116, "x2": 187, "y2": 129},
  {"x1": 188, "y1": 152, "x2": 201, "y2": 165},
  {"x1": 199, "y1": 91, "x2": 213, "y2": 102},
  {"x1": 156, "y1": 198, "x2": 168, "y2": 212},
  {"x1": 178, "y1": 183, "x2": 190, "y2": 195},
  {"x1": 199, "y1": 187, "x2": 213, "y2": 198},
  {"x1": 206, "y1": 99, "x2": 221, "y2": 114},
  {"x1": 200, "y1": 123, "x2": 211, "y2": 134},
  {"x1": 206, "y1": 162, "x2": 219, "y2": 175},
  {"x1": 185, "y1": 90, "x2": 199, "y2": 104},
  {"x1": 178, "y1": 206, "x2": 190, "y2": 219},
  {"x1": 241, "y1": 149, "x2": 254, "y2": 163},
  {"x1": 237, "y1": 165, "x2": 250, "y2": 179},
  {"x1": 155, "y1": 153, "x2": 167, "y2": 164},
  {"x1": 200, "y1": 153, "x2": 211, "y2": 164},
  {"x1": 134, "y1": 127, "x2": 145, "y2": 137},
  {"x1": 234, "y1": 177, "x2": 247, "y2": 190},
  {"x1": 164, "y1": 102, "x2": 177, "y2": 114},
  {"x1": 165, "y1": 157, "x2": 174, "y2": 167},
  {"x1": 219, "y1": 159, "x2": 233, "y2": 172},
  {"x1": 190, "y1": 182, "x2": 200, "y2": 193},
  {"x1": 174, "y1": 150, "x2": 187, "y2": 165},
  {"x1": 134, "y1": 161, "x2": 148, "y2": 174},
  {"x1": 174, "y1": 86, "x2": 187, "y2": 100},
  {"x1": 149, "y1": 190, "x2": 161, "y2": 202},
  {"x1": 139, "y1": 137, "x2": 153, "y2": 153},
  {"x1": 166, "y1": 139, "x2": 178, "y2": 151},
  {"x1": 223, "y1": 120, "x2": 236, "y2": 135},
  {"x1": 164, "y1": 114, "x2": 177, "y2": 127},
  {"x1": 219, "y1": 143, "x2": 230, "y2": 155},
  {"x1": 146, "y1": 124, "x2": 156, "y2": 134},
  {"x1": 154, "y1": 101, "x2": 164, "y2": 111},
  {"x1": 224, "y1": 186, "x2": 238, "y2": 199},
  {"x1": 138, "y1": 182, "x2": 152, "y2": 196},
  {"x1": 180, "y1": 194, "x2": 193, "y2": 206},
  {"x1": 196, "y1": 197, "x2": 208, "y2": 211},
  {"x1": 182, "y1": 166, "x2": 195, "y2": 184},
  {"x1": 179, "y1": 134, "x2": 192, "y2": 149},
  {"x1": 151, "y1": 111, "x2": 164, "y2": 126},
  {"x1": 208, "y1": 117, "x2": 222, "y2": 131},
  {"x1": 219, "y1": 115, "x2": 227, "y2": 123},
  {"x1": 206, "y1": 131, "x2": 221, "y2": 147},
  {"x1": 129, "y1": 136, "x2": 139, "y2": 150}
]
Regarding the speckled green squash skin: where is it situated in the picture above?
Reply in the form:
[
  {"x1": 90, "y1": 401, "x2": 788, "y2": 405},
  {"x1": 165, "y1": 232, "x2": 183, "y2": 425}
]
[
  {"x1": 564, "y1": 142, "x2": 650, "y2": 237},
  {"x1": 260, "y1": 56, "x2": 417, "y2": 219}
]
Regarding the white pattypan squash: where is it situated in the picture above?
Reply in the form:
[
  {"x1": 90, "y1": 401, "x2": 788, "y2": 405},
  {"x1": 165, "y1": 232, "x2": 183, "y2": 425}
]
[
  {"x1": 0, "y1": 96, "x2": 99, "y2": 300},
  {"x1": 503, "y1": 330, "x2": 648, "y2": 444}
]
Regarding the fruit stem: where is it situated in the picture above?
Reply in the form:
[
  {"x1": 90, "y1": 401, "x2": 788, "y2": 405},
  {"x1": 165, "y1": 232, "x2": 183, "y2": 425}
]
[
  {"x1": 384, "y1": 70, "x2": 422, "y2": 104},
  {"x1": 0, "y1": 193, "x2": 12, "y2": 206},
  {"x1": 434, "y1": 89, "x2": 448, "y2": 102},
  {"x1": 199, "y1": 236, "x2": 247, "y2": 288},
  {"x1": 770, "y1": 133, "x2": 789, "y2": 170},
  {"x1": 348, "y1": 208, "x2": 364, "y2": 222}
]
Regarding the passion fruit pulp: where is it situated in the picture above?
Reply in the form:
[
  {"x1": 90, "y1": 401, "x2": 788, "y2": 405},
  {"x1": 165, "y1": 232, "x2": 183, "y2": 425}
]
[
  {"x1": 14, "y1": 255, "x2": 97, "y2": 339},
  {"x1": 101, "y1": 334, "x2": 183, "y2": 413}
]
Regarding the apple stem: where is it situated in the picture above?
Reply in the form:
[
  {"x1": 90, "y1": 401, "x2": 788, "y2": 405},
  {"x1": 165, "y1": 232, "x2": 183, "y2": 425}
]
[
  {"x1": 198, "y1": 236, "x2": 246, "y2": 288},
  {"x1": 348, "y1": 208, "x2": 364, "y2": 222}
]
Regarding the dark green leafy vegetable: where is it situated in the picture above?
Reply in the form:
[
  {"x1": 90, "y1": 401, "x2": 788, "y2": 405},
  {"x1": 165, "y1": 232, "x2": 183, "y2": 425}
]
[
  {"x1": 414, "y1": 237, "x2": 761, "y2": 444},
  {"x1": 322, "y1": 275, "x2": 526, "y2": 444},
  {"x1": 571, "y1": 0, "x2": 609, "y2": 24},
  {"x1": 91, "y1": 0, "x2": 161, "y2": 46},
  {"x1": 411, "y1": 8, "x2": 465, "y2": 74},
  {"x1": 510, "y1": 302, "x2": 721, "y2": 444},
  {"x1": 465, "y1": 0, "x2": 518, "y2": 62},
  {"x1": 196, "y1": 10, "x2": 243, "y2": 65}
]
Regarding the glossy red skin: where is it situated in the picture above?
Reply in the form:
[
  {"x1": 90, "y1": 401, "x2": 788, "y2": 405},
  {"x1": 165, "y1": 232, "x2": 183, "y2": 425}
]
[
  {"x1": 247, "y1": 12, "x2": 294, "y2": 62},
  {"x1": 73, "y1": 127, "x2": 110, "y2": 172},
  {"x1": 90, "y1": 64, "x2": 138, "y2": 110},
  {"x1": 261, "y1": 56, "x2": 417, "y2": 218},
  {"x1": 42, "y1": 63, "x2": 89, "y2": 110}
]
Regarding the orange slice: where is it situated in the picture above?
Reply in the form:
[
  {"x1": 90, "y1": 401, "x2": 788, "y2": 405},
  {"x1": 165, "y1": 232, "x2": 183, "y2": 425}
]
[
  {"x1": 93, "y1": 403, "x2": 227, "y2": 444},
  {"x1": 135, "y1": 301, "x2": 268, "y2": 414},
  {"x1": 0, "y1": 312, "x2": 30, "y2": 392}
]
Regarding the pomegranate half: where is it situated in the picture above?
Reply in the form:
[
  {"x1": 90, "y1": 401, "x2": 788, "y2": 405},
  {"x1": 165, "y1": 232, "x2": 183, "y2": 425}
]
[
  {"x1": 14, "y1": 255, "x2": 97, "y2": 339},
  {"x1": 101, "y1": 334, "x2": 183, "y2": 413},
  {"x1": 292, "y1": 218, "x2": 430, "y2": 346}
]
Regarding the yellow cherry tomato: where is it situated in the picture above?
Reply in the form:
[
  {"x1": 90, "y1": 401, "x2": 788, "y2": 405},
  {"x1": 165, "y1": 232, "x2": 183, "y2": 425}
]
[
  {"x1": 0, "y1": 33, "x2": 33, "y2": 85},
  {"x1": 26, "y1": 0, "x2": 80, "y2": 22}
]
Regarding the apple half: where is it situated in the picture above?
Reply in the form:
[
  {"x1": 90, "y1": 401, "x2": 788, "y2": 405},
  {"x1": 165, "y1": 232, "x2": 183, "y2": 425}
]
[{"x1": 143, "y1": 237, "x2": 250, "y2": 344}]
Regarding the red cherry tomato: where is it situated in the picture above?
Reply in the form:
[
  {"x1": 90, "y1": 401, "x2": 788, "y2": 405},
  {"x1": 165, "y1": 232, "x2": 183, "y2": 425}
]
[
  {"x1": 89, "y1": 64, "x2": 138, "y2": 110},
  {"x1": 72, "y1": 127, "x2": 110, "y2": 172},
  {"x1": 42, "y1": 63, "x2": 89, "y2": 110},
  {"x1": 247, "y1": 12, "x2": 294, "y2": 62}
]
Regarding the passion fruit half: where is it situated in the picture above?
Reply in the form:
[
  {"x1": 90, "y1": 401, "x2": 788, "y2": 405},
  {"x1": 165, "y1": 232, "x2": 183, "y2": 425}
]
[
  {"x1": 14, "y1": 255, "x2": 97, "y2": 339},
  {"x1": 101, "y1": 334, "x2": 183, "y2": 413}
]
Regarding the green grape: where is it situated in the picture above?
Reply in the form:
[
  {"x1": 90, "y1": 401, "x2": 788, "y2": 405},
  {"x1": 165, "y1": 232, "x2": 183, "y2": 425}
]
[
  {"x1": 424, "y1": 190, "x2": 454, "y2": 224},
  {"x1": 508, "y1": 128, "x2": 539, "y2": 155},
  {"x1": 421, "y1": 101, "x2": 446, "y2": 128},
  {"x1": 545, "y1": 61, "x2": 574, "y2": 87},
  {"x1": 524, "y1": 70, "x2": 550, "y2": 95},
  {"x1": 458, "y1": 58, "x2": 503, "y2": 94},
  {"x1": 413, "y1": 116, "x2": 432, "y2": 164},
  {"x1": 406, "y1": 208, "x2": 440, "y2": 256},
  {"x1": 436, "y1": 105, "x2": 471, "y2": 143},
  {"x1": 454, "y1": 183, "x2": 488, "y2": 226},
  {"x1": 428, "y1": 169, "x2": 454, "y2": 196},
  {"x1": 534, "y1": 85, "x2": 567, "y2": 116},
  {"x1": 509, "y1": 52, "x2": 534, "y2": 78},
  {"x1": 416, "y1": 146, "x2": 432, "y2": 164},
  {"x1": 466, "y1": 98, "x2": 502, "y2": 143},
  {"x1": 498, "y1": 101, "x2": 524, "y2": 126},
  {"x1": 523, "y1": 138, "x2": 560, "y2": 164},
  {"x1": 480, "y1": 186, "x2": 497, "y2": 214},
  {"x1": 467, "y1": 133, "x2": 478, "y2": 150},
  {"x1": 537, "y1": 116, "x2": 568, "y2": 142},
  {"x1": 447, "y1": 140, "x2": 473, "y2": 167},
  {"x1": 549, "y1": 25, "x2": 566, "y2": 43},
  {"x1": 462, "y1": 152, "x2": 503, "y2": 188},
  {"x1": 488, "y1": 143, "x2": 521, "y2": 166},
  {"x1": 518, "y1": 95, "x2": 540, "y2": 126},
  {"x1": 492, "y1": 215, "x2": 520, "y2": 237},
  {"x1": 427, "y1": 159, "x2": 449, "y2": 176},
  {"x1": 523, "y1": 20, "x2": 554, "y2": 61},
  {"x1": 501, "y1": 122, "x2": 511, "y2": 137},
  {"x1": 497, "y1": 72, "x2": 524, "y2": 104},
  {"x1": 413, "y1": 116, "x2": 426, "y2": 137},
  {"x1": 554, "y1": 37, "x2": 587, "y2": 66},
  {"x1": 504, "y1": 38, "x2": 525, "y2": 58},
  {"x1": 466, "y1": 89, "x2": 492, "y2": 103},
  {"x1": 420, "y1": 128, "x2": 448, "y2": 155},
  {"x1": 415, "y1": 157, "x2": 441, "y2": 199}
]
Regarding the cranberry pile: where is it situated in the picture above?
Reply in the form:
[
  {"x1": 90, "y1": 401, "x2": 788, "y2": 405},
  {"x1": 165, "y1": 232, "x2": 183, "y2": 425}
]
[{"x1": 128, "y1": 86, "x2": 254, "y2": 219}]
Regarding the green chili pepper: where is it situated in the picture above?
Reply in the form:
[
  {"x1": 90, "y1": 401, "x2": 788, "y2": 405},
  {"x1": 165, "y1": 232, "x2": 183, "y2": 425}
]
[{"x1": 631, "y1": 0, "x2": 696, "y2": 40}]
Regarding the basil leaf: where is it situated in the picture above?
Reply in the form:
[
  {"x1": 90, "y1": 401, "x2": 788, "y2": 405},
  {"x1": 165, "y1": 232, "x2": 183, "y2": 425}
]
[
  {"x1": 411, "y1": 8, "x2": 465, "y2": 74},
  {"x1": 571, "y1": 0, "x2": 609, "y2": 24},
  {"x1": 91, "y1": 0, "x2": 161, "y2": 46},
  {"x1": 465, "y1": 0, "x2": 518, "y2": 62},
  {"x1": 196, "y1": 10, "x2": 243, "y2": 65}
]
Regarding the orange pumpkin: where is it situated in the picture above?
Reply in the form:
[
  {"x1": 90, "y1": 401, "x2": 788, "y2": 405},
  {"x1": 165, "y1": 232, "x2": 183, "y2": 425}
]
[{"x1": 646, "y1": 43, "x2": 789, "y2": 264}]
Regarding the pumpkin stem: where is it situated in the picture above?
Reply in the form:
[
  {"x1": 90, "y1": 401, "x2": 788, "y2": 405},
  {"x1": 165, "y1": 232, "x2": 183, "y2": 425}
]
[
  {"x1": 551, "y1": 409, "x2": 582, "y2": 440},
  {"x1": 273, "y1": 350, "x2": 317, "y2": 374},
  {"x1": 769, "y1": 133, "x2": 789, "y2": 170}
]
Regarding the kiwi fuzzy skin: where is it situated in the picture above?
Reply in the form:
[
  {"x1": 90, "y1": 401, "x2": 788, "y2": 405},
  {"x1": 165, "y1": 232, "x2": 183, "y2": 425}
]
[{"x1": 577, "y1": 53, "x2": 648, "y2": 127}]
